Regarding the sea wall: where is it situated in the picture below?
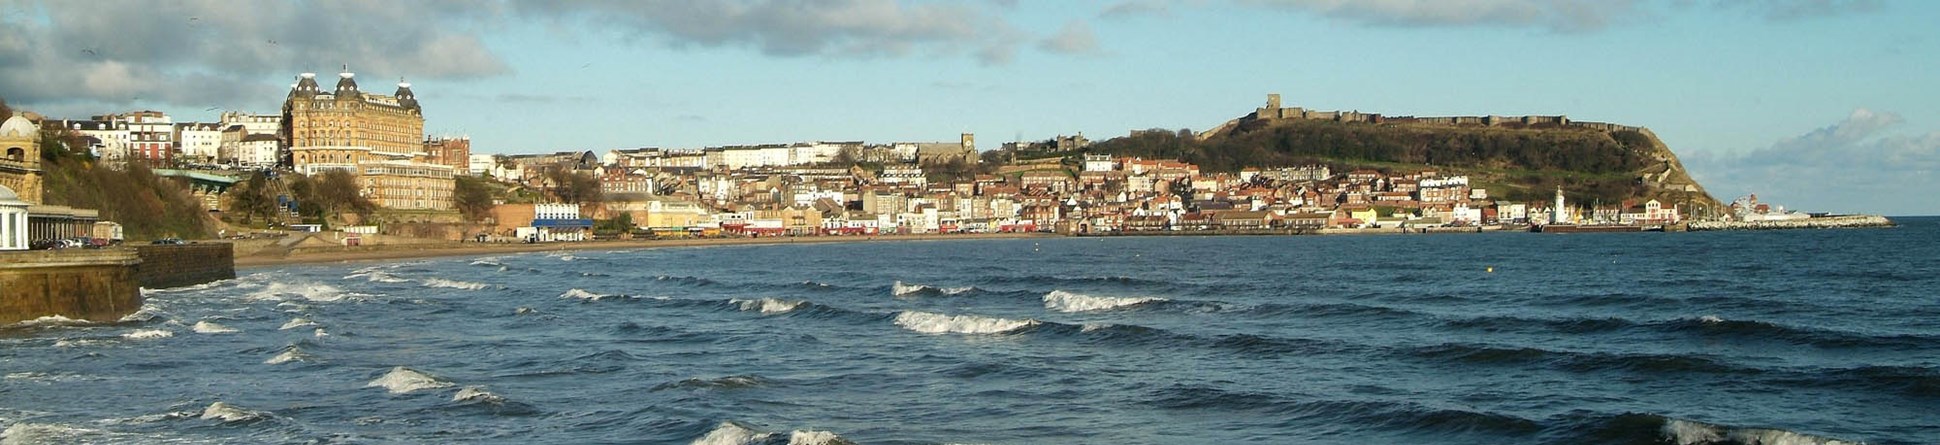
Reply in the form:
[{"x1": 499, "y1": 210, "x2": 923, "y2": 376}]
[
  {"x1": 0, "y1": 249, "x2": 143, "y2": 325},
  {"x1": 133, "y1": 243, "x2": 236, "y2": 289},
  {"x1": 1687, "y1": 215, "x2": 1894, "y2": 231}
]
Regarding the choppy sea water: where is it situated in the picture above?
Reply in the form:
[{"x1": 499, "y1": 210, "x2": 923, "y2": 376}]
[{"x1": 4, "y1": 217, "x2": 1939, "y2": 444}]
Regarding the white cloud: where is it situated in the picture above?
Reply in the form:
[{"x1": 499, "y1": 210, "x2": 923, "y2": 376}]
[
  {"x1": 1101, "y1": 0, "x2": 1175, "y2": 19},
  {"x1": 1038, "y1": 21, "x2": 1103, "y2": 55},
  {"x1": 1687, "y1": 109, "x2": 1940, "y2": 215},
  {"x1": 0, "y1": 0, "x2": 511, "y2": 113},
  {"x1": 1240, "y1": 0, "x2": 1881, "y2": 31}
]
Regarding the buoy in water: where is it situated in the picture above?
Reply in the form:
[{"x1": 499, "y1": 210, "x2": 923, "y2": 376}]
[{"x1": 1486, "y1": 266, "x2": 1494, "y2": 273}]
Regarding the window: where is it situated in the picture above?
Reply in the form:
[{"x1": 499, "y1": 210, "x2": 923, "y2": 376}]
[{"x1": 5, "y1": 147, "x2": 21, "y2": 161}]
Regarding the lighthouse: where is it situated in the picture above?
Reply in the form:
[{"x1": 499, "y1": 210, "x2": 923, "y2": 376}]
[{"x1": 1551, "y1": 186, "x2": 1567, "y2": 225}]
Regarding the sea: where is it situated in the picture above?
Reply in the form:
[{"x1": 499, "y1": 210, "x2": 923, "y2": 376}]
[{"x1": 3, "y1": 217, "x2": 1937, "y2": 445}]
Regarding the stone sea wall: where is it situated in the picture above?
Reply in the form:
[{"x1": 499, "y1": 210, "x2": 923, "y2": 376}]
[
  {"x1": 1687, "y1": 215, "x2": 1894, "y2": 231},
  {"x1": 0, "y1": 249, "x2": 143, "y2": 325},
  {"x1": 133, "y1": 243, "x2": 235, "y2": 289}
]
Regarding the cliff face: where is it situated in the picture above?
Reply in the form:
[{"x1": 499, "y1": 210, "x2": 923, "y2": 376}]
[{"x1": 1627, "y1": 128, "x2": 1725, "y2": 213}]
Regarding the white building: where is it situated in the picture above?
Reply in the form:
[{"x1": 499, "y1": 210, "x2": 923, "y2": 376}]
[
  {"x1": 1083, "y1": 154, "x2": 1116, "y2": 172},
  {"x1": 218, "y1": 111, "x2": 281, "y2": 135},
  {"x1": 0, "y1": 185, "x2": 27, "y2": 251},
  {"x1": 58, "y1": 119, "x2": 130, "y2": 161},
  {"x1": 176, "y1": 122, "x2": 224, "y2": 162},
  {"x1": 219, "y1": 127, "x2": 281, "y2": 167},
  {"x1": 468, "y1": 154, "x2": 497, "y2": 176}
]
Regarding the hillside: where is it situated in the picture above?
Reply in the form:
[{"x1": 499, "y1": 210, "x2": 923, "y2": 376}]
[{"x1": 1086, "y1": 110, "x2": 1721, "y2": 212}]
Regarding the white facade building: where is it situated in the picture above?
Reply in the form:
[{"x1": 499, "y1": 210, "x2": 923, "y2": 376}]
[
  {"x1": 177, "y1": 123, "x2": 223, "y2": 162},
  {"x1": 0, "y1": 185, "x2": 26, "y2": 251}
]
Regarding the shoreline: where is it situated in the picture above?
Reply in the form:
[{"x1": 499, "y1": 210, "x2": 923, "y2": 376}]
[{"x1": 234, "y1": 232, "x2": 1057, "y2": 269}]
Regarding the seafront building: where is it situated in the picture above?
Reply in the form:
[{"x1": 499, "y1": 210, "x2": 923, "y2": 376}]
[{"x1": 282, "y1": 71, "x2": 456, "y2": 211}]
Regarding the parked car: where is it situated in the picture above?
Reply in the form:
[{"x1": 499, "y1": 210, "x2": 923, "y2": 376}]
[{"x1": 150, "y1": 238, "x2": 186, "y2": 245}]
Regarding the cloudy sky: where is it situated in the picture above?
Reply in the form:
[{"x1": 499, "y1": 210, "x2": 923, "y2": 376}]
[{"x1": 2, "y1": 0, "x2": 1935, "y2": 214}]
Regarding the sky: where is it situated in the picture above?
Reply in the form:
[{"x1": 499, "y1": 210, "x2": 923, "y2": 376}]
[{"x1": 1, "y1": 0, "x2": 1936, "y2": 215}]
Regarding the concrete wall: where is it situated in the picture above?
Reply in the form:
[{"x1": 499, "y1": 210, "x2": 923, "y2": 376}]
[
  {"x1": 0, "y1": 249, "x2": 142, "y2": 324},
  {"x1": 133, "y1": 243, "x2": 235, "y2": 289}
]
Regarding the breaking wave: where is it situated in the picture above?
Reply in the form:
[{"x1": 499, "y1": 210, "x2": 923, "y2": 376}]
[
  {"x1": 191, "y1": 321, "x2": 238, "y2": 334},
  {"x1": 248, "y1": 282, "x2": 364, "y2": 302},
  {"x1": 689, "y1": 421, "x2": 853, "y2": 445},
  {"x1": 122, "y1": 329, "x2": 173, "y2": 340},
  {"x1": 560, "y1": 289, "x2": 614, "y2": 300},
  {"x1": 1042, "y1": 290, "x2": 1166, "y2": 312},
  {"x1": 367, "y1": 366, "x2": 453, "y2": 394},
  {"x1": 279, "y1": 318, "x2": 318, "y2": 330},
  {"x1": 891, "y1": 281, "x2": 976, "y2": 297},
  {"x1": 731, "y1": 298, "x2": 807, "y2": 314},
  {"x1": 894, "y1": 311, "x2": 1038, "y2": 334},
  {"x1": 1, "y1": 315, "x2": 91, "y2": 328},
  {"x1": 652, "y1": 375, "x2": 768, "y2": 391},
  {"x1": 199, "y1": 402, "x2": 270, "y2": 423},
  {"x1": 265, "y1": 347, "x2": 312, "y2": 365},
  {"x1": 422, "y1": 278, "x2": 493, "y2": 290},
  {"x1": 453, "y1": 386, "x2": 507, "y2": 404}
]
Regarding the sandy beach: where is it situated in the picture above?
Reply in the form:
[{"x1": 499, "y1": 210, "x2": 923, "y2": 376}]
[{"x1": 234, "y1": 232, "x2": 1057, "y2": 269}]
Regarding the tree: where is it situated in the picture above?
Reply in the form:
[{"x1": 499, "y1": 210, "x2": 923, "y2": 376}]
[
  {"x1": 544, "y1": 168, "x2": 603, "y2": 204},
  {"x1": 453, "y1": 175, "x2": 496, "y2": 222},
  {"x1": 227, "y1": 172, "x2": 280, "y2": 226},
  {"x1": 0, "y1": 96, "x2": 12, "y2": 121},
  {"x1": 288, "y1": 169, "x2": 375, "y2": 226}
]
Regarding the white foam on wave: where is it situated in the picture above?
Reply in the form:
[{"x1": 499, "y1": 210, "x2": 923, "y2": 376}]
[
  {"x1": 53, "y1": 338, "x2": 109, "y2": 348},
  {"x1": 1662, "y1": 418, "x2": 1860, "y2": 445},
  {"x1": 0, "y1": 422, "x2": 110, "y2": 444},
  {"x1": 266, "y1": 347, "x2": 311, "y2": 365},
  {"x1": 453, "y1": 386, "x2": 507, "y2": 404},
  {"x1": 787, "y1": 430, "x2": 852, "y2": 445},
  {"x1": 894, "y1": 311, "x2": 1038, "y2": 335},
  {"x1": 199, "y1": 402, "x2": 268, "y2": 423},
  {"x1": 892, "y1": 281, "x2": 973, "y2": 297},
  {"x1": 248, "y1": 282, "x2": 362, "y2": 302},
  {"x1": 117, "y1": 304, "x2": 165, "y2": 323},
  {"x1": 279, "y1": 318, "x2": 318, "y2": 330},
  {"x1": 422, "y1": 278, "x2": 491, "y2": 290},
  {"x1": 1698, "y1": 315, "x2": 1726, "y2": 324},
  {"x1": 560, "y1": 289, "x2": 612, "y2": 300},
  {"x1": 692, "y1": 421, "x2": 771, "y2": 445},
  {"x1": 191, "y1": 321, "x2": 238, "y2": 334},
  {"x1": 1042, "y1": 290, "x2": 1166, "y2": 313},
  {"x1": 121, "y1": 329, "x2": 172, "y2": 340},
  {"x1": 367, "y1": 366, "x2": 453, "y2": 394},
  {"x1": 137, "y1": 277, "x2": 237, "y2": 295},
  {"x1": 345, "y1": 269, "x2": 410, "y2": 283},
  {"x1": 731, "y1": 298, "x2": 806, "y2": 314},
  {"x1": 3, "y1": 315, "x2": 90, "y2": 328}
]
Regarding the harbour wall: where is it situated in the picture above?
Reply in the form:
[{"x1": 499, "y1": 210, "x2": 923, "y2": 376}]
[
  {"x1": 1, "y1": 243, "x2": 234, "y2": 325},
  {"x1": 0, "y1": 249, "x2": 143, "y2": 325},
  {"x1": 133, "y1": 243, "x2": 236, "y2": 289},
  {"x1": 1687, "y1": 215, "x2": 1894, "y2": 231}
]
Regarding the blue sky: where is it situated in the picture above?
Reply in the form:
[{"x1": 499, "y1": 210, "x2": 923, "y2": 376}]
[{"x1": 2, "y1": 0, "x2": 1935, "y2": 214}]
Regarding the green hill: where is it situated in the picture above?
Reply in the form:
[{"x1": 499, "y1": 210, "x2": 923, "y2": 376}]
[{"x1": 1086, "y1": 114, "x2": 1721, "y2": 211}]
